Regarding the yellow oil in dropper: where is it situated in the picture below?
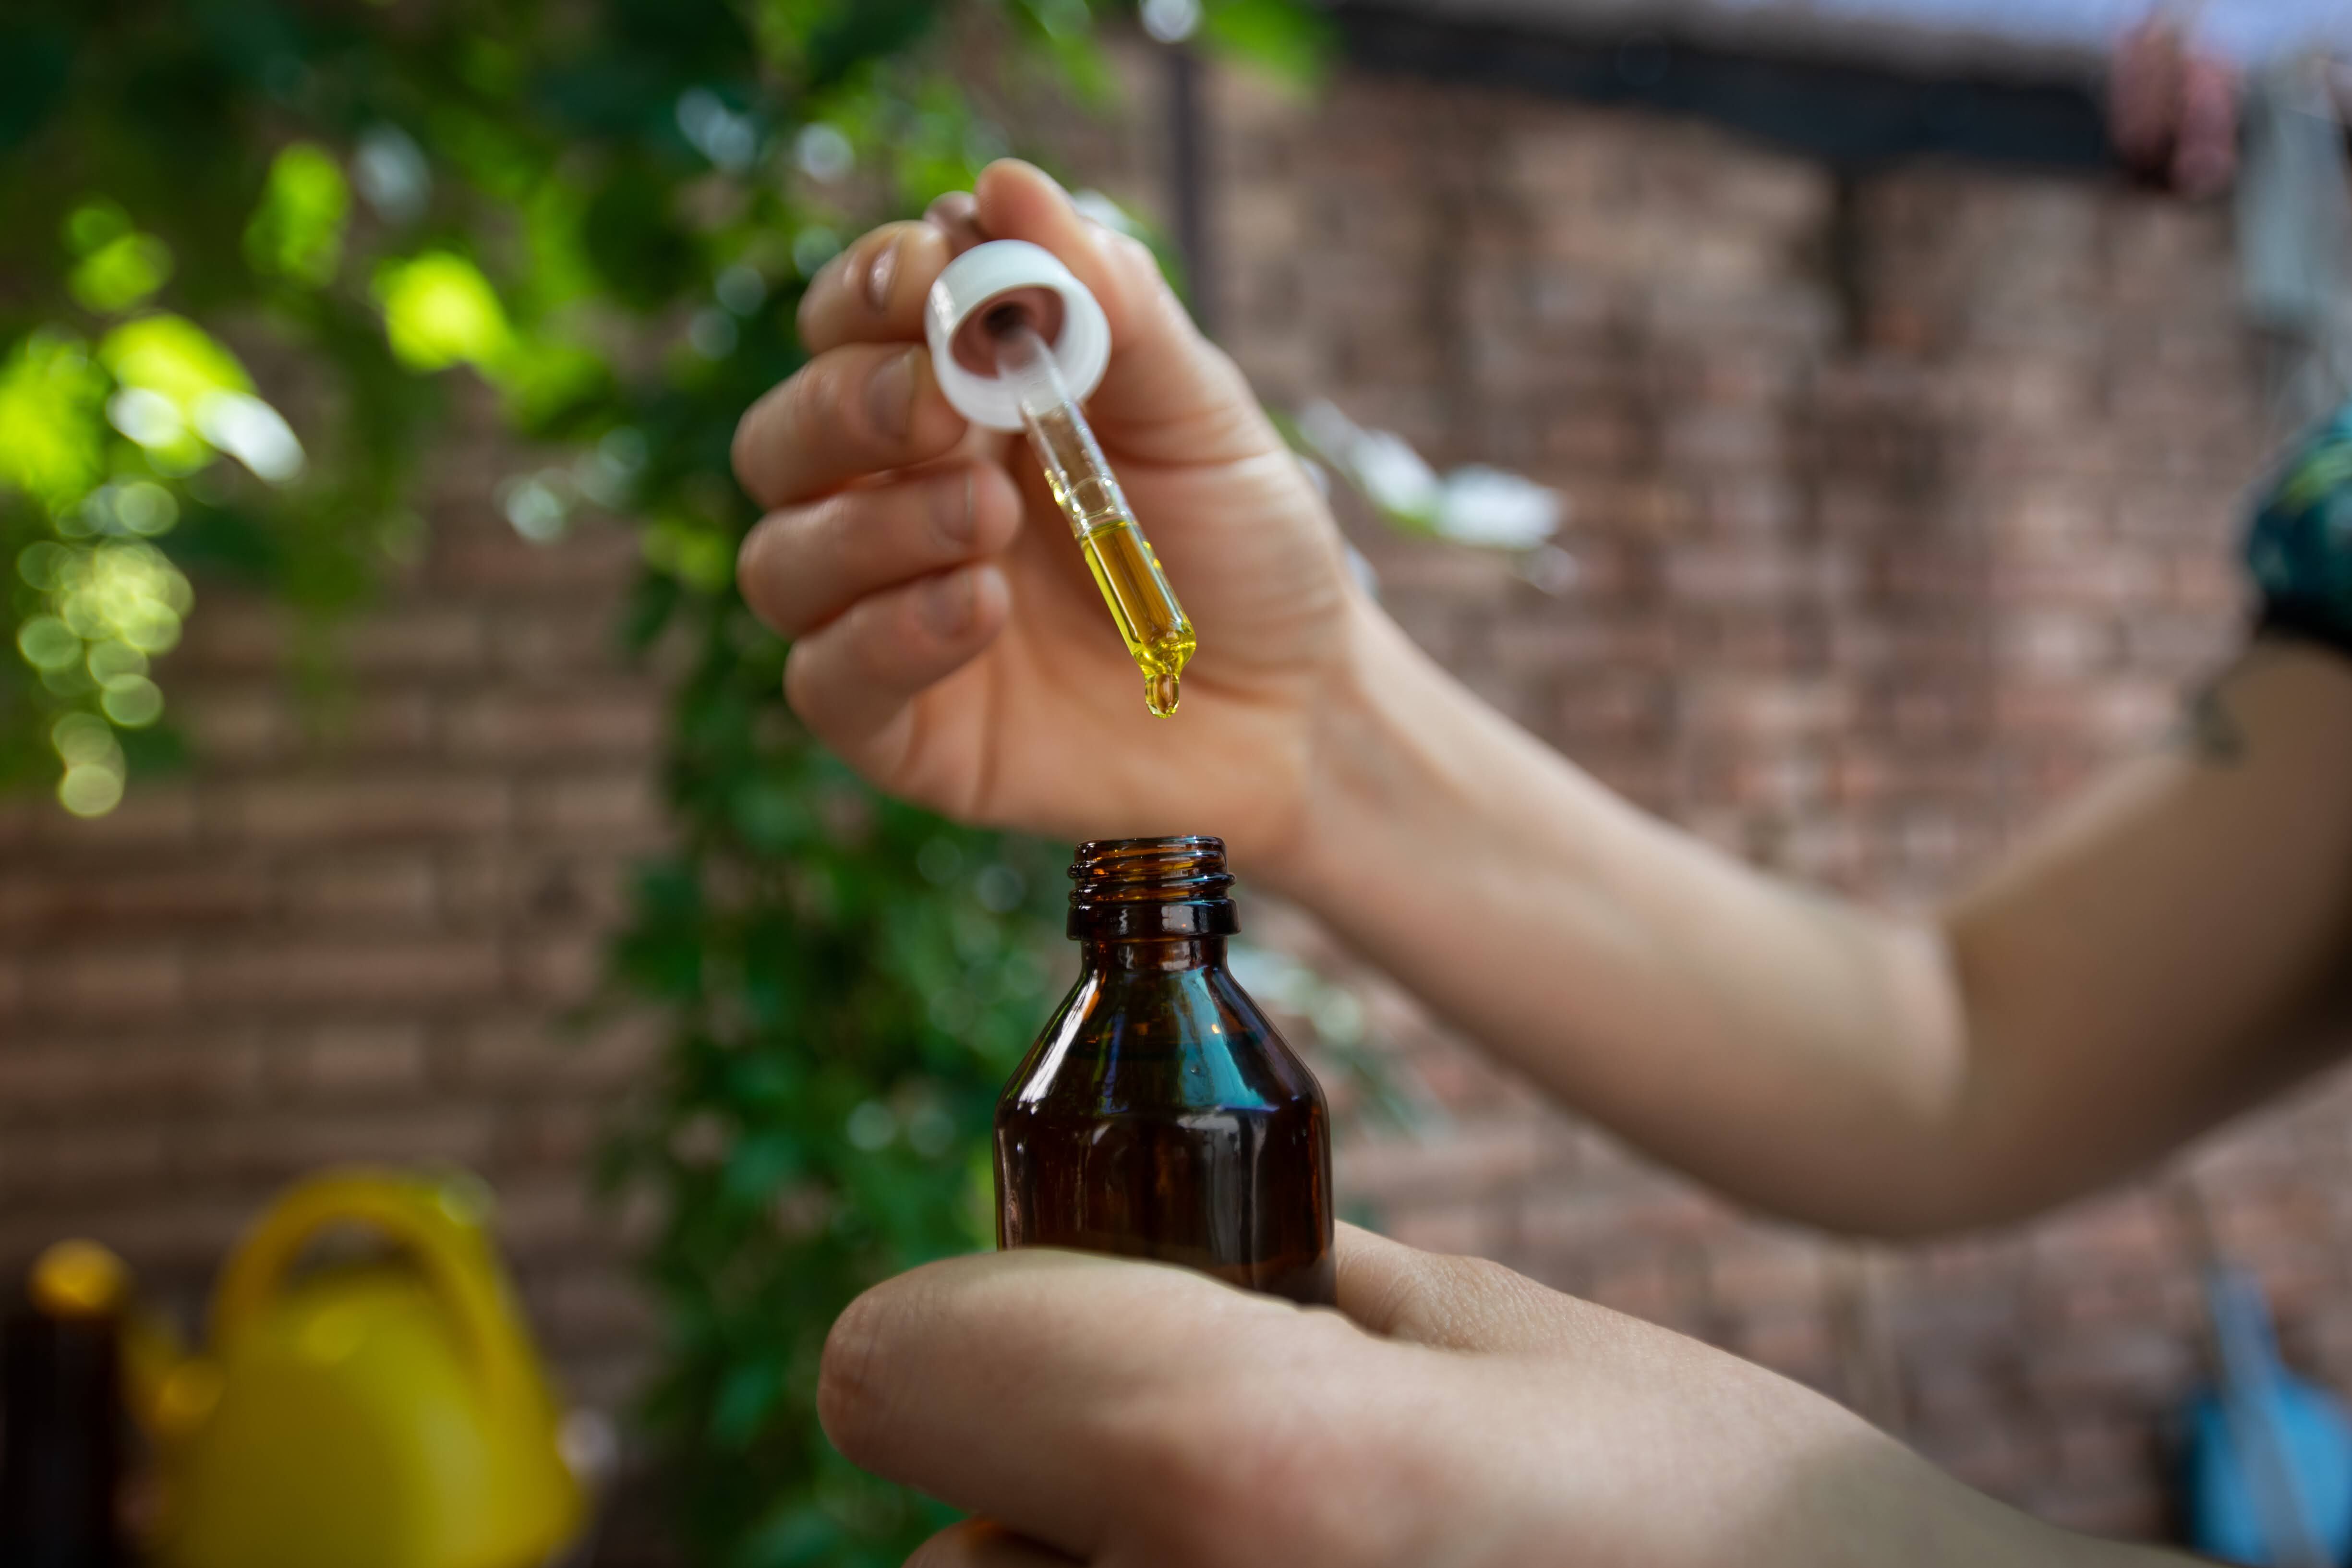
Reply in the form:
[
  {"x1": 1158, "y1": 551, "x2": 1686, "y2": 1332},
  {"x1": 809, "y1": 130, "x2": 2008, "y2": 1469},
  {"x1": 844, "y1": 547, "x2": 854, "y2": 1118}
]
[{"x1": 985, "y1": 306, "x2": 1194, "y2": 716}]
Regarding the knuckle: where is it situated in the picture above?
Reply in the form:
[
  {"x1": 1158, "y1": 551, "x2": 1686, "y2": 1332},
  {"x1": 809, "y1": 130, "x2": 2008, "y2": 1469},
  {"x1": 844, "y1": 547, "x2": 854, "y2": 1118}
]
[
  {"x1": 730, "y1": 387, "x2": 781, "y2": 495},
  {"x1": 780, "y1": 641, "x2": 830, "y2": 724},
  {"x1": 735, "y1": 518, "x2": 785, "y2": 625},
  {"x1": 815, "y1": 1290, "x2": 896, "y2": 1459},
  {"x1": 967, "y1": 463, "x2": 1022, "y2": 549},
  {"x1": 1110, "y1": 230, "x2": 1159, "y2": 277},
  {"x1": 737, "y1": 511, "x2": 819, "y2": 636},
  {"x1": 794, "y1": 277, "x2": 827, "y2": 346},
  {"x1": 790, "y1": 355, "x2": 854, "y2": 452}
]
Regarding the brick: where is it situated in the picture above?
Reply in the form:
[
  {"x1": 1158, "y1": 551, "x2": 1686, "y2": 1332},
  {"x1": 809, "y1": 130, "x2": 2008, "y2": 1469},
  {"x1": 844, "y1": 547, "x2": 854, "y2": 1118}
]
[
  {"x1": 496, "y1": 1101, "x2": 610, "y2": 1167},
  {"x1": 520, "y1": 773, "x2": 663, "y2": 844},
  {"x1": 555, "y1": 1355, "x2": 657, "y2": 1424},
  {"x1": 285, "y1": 1022, "x2": 430, "y2": 1095},
  {"x1": 488, "y1": 1175, "x2": 600, "y2": 1255},
  {"x1": 1584, "y1": 1253, "x2": 1703, "y2": 1327},
  {"x1": 492, "y1": 615, "x2": 632, "y2": 678},
  {"x1": 283, "y1": 856, "x2": 438, "y2": 924},
  {"x1": 438, "y1": 853, "x2": 631, "y2": 928},
  {"x1": 250, "y1": 1106, "x2": 499, "y2": 1173},
  {"x1": 0, "y1": 1032, "x2": 266, "y2": 1113},
  {"x1": 456, "y1": 1014, "x2": 662, "y2": 1092},
  {"x1": 220, "y1": 777, "x2": 512, "y2": 843},
  {"x1": 26, "y1": 948, "x2": 185, "y2": 1020},
  {"x1": 174, "y1": 605, "x2": 289, "y2": 673},
  {"x1": 1377, "y1": 1202, "x2": 1504, "y2": 1259},
  {"x1": 1726, "y1": 1309, "x2": 1835, "y2": 1382},
  {"x1": 536, "y1": 1267, "x2": 659, "y2": 1346},
  {"x1": 444, "y1": 692, "x2": 663, "y2": 761},
  {"x1": 0, "y1": 866, "x2": 274, "y2": 933},
  {"x1": 179, "y1": 688, "x2": 291, "y2": 765},
  {"x1": 1707, "y1": 1232, "x2": 1832, "y2": 1311},
  {"x1": 0, "y1": 1123, "x2": 170, "y2": 1196},
  {"x1": 433, "y1": 525, "x2": 638, "y2": 595},
  {"x1": 341, "y1": 605, "x2": 491, "y2": 674},
  {"x1": 17, "y1": 786, "x2": 199, "y2": 850},
  {"x1": 324, "y1": 690, "x2": 441, "y2": 755},
  {"x1": 1336, "y1": 1116, "x2": 1551, "y2": 1205},
  {"x1": 0, "y1": 1194, "x2": 253, "y2": 1275},
  {"x1": 514, "y1": 933, "x2": 602, "y2": 1006},
  {"x1": 191, "y1": 939, "x2": 502, "y2": 1010}
]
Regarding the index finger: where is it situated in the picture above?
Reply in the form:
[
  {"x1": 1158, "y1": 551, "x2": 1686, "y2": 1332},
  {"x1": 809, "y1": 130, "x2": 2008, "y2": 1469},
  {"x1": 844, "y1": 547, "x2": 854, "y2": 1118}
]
[
  {"x1": 796, "y1": 219, "x2": 952, "y2": 355},
  {"x1": 729, "y1": 341, "x2": 967, "y2": 509}
]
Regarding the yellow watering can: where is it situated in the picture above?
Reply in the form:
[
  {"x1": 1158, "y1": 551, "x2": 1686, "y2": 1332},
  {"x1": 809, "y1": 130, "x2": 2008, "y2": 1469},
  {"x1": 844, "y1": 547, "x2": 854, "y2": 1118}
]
[{"x1": 133, "y1": 1169, "x2": 586, "y2": 1568}]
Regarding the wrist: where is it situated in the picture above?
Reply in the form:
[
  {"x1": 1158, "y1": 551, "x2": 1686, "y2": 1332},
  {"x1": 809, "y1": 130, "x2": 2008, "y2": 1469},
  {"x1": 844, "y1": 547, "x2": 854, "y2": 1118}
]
[{"x1": 1248, "y1": 590, "x2": 1447, "y2": 909}]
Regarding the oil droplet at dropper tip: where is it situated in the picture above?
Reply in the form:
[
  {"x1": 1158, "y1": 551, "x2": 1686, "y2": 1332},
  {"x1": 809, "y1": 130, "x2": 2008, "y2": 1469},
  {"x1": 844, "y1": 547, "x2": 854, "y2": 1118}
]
[{"x1": 1147, "y1": 673, "x2": 1181, "y2": 717}]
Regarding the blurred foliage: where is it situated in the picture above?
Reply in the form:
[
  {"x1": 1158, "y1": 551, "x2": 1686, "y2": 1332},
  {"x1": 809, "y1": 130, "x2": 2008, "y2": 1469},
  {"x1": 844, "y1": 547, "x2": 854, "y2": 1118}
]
[{"x1": 0, "y1": 0, "x2": 1318, "y2": 1561}]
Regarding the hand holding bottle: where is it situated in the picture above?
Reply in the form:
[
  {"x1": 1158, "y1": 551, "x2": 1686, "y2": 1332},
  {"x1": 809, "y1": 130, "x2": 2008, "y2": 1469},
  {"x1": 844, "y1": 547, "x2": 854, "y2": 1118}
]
[
  {"x1": 820, "y1": 1228, "x2": 2160, "y2": 1568},
  {"x1": 732, "y1": 160, "x2": 1363, "y2": 868}
]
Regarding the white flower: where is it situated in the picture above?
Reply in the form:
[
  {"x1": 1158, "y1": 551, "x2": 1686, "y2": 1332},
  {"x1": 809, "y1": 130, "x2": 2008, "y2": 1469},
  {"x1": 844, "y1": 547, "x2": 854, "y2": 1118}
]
[
  {"x1": 1436, "y1": 465, "x2": 1562, "y2": 548},
  {"x1": 1351, "y1": 430, "x2": 1442, "y2": 521},
  {"x1": 1295, "y1": 398, "x2": 1561, "y2": 547},
  {"x1": 194, "y1": 391, "x2": 305, "y2": 483}
]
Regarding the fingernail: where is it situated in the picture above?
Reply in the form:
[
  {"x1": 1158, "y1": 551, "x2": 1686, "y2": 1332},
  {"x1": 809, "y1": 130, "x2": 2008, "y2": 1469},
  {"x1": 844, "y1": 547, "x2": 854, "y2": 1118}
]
[
  {"x1": 932, "y1": 469, "x2": 975, "y2": 548},
  {"x1": 863, "y1": 233, "x2": 900, "y2": 313},
  {"x1": 866, "y1": 348, "x2": 916, "y2": 440},
  {"x1": 924, "y1": 192, "x2": 985, "y2": 253},
  {"x1": 917, "y1": 569, "x2": 975, "y2": 638}
]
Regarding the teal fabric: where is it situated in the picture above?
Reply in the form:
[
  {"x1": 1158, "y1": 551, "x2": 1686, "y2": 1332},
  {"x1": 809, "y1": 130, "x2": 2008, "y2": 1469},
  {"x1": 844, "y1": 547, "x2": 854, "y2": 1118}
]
[{"x1": 2247, "y1": 401, "x2": 2352, "y2": 654}]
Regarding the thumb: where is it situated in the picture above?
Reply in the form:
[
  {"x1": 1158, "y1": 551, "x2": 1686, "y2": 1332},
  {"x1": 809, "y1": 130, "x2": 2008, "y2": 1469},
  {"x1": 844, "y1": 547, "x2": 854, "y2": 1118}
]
[
  {"x1": 971, "y1": 159, "x2": 1277, "y2": 466},
  {"x1": 1337, "y1": 1223, "x2": 1640, "y2": 1356}
]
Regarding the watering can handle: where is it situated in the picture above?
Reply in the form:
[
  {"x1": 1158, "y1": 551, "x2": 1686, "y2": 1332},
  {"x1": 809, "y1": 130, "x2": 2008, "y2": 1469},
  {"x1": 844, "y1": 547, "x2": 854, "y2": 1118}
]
[{"x1": 210, "y1": 1169, "x2": 520, "y2": 1405}]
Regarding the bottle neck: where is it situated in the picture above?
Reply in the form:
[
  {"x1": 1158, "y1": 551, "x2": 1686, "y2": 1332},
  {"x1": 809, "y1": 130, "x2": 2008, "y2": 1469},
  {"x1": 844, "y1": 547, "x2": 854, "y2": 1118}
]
[{"x1": 1081, "y1": 936, "x2": 1227, "y2": 973}]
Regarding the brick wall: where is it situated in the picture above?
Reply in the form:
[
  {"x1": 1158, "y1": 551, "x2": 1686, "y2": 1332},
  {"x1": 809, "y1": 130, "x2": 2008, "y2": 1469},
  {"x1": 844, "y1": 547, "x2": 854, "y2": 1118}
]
[
  {"x1": 0, "y1": 404, "x2": 667, "y2": 1430},
  {"x1": 0, "y1": 42, "x2": 2342, "y2": 1554}
]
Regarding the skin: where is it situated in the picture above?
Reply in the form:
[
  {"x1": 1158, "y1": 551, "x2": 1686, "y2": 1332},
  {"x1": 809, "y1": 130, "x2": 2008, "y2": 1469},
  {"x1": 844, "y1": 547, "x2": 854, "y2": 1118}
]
[
  {"x1": 735, "y1": 159, "x2": 2352, "y2": 1562},
  {"x1": 827, "y1": 1230, "x2": 2189, "y2": 1568}
]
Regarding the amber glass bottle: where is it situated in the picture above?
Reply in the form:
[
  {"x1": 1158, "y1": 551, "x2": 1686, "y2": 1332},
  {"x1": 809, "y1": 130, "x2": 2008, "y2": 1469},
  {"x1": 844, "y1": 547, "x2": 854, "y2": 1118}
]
[
  {"x1": 994, "y1": 836, "x2": 1336, "y2": 1305},
  {"x1": 0, "y1": 1242, "x2": 130, "y2": 1568}
]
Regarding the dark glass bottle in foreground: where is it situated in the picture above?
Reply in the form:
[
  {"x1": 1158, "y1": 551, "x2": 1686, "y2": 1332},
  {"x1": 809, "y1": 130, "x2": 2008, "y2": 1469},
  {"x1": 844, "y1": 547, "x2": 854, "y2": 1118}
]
[
  {"x1": 995, "y1": 836, "x2": 1336, "y2": 1305},
  {"x1": 1, "y1": 1241, "x2": 129, "y2": 1568}
]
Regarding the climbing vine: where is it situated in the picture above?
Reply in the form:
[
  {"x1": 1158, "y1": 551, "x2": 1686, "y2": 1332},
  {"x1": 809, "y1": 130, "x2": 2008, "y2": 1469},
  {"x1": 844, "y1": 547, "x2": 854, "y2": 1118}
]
[{"x1": 0, "y1": 1, "x2": 1321, "y2": 1562}]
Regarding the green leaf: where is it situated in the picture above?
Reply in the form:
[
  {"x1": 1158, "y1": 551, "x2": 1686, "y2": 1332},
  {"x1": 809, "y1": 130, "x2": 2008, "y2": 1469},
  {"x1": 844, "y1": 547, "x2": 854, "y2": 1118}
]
[
  {"x1": 371, "y1": 253, "x2": 516, "y2": 372},
  {"x1": 723, "y1": 1129, "x2": 803, "y2": 1205},
  {"x1": 711, "y1": 1354, "x2": 787, "y2": 1447},
  {"x1": 70, "y1": 231, "x2": 174, "y2": 313},
  {"x1": 581, "y1": 160, "x2": 700, "y2": 312},
  {"x1": 0, "y1": 331, "x2": 107, "y2": 511},
  {"x1": 1201, "y1": 0, "x2": 1332, "y2": 88},
  {"x1": 246, "y1": 143, "x2": 349, "y2": 288}
]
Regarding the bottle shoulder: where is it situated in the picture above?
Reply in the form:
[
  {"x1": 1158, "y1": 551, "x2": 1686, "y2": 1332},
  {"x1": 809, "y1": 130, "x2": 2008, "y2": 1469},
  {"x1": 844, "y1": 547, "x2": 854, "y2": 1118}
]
[{"x1": 1000, "y1": 965, "x2": 1325, "y2": 1118}]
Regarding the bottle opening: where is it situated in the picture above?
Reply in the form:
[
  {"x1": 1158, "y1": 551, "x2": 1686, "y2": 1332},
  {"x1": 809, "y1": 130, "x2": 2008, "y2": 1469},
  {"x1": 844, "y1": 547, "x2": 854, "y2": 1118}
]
[{"x1": 1067, "y1": 836, "x2": 1236, "y2": 938}]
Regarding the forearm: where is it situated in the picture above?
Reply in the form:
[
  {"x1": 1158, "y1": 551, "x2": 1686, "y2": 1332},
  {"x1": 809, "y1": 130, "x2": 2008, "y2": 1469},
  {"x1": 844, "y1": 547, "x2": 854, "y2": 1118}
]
[
  {"x1": 1273, "y1": 591, "x2": 2352, "y2": 1235},
  {"x1": 1266, "y1": 598, "x2": 1982, "y2": 1232}
]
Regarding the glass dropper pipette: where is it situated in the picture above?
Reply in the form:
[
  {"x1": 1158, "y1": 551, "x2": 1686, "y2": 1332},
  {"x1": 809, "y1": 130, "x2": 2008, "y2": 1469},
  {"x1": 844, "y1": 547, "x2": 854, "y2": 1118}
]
[{"x1": 983, "y1": 305, "x2": 1196, "y2": 717}]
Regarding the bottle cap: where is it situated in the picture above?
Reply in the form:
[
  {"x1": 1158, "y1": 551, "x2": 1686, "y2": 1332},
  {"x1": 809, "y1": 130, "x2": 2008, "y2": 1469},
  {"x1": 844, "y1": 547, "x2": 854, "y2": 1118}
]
[
  {"x1": 27, "y1": 1240, "x2": 128, "y2": 1319},
  {"x1": 924, "y1": 240, "x2": 1110, "y2": 433}
]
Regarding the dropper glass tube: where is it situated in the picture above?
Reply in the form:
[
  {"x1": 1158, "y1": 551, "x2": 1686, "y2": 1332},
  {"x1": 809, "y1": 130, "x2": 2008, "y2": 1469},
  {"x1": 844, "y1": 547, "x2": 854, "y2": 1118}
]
[{"x1": 985, "y1": 309, "x2": 1194, "y2": 716}]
